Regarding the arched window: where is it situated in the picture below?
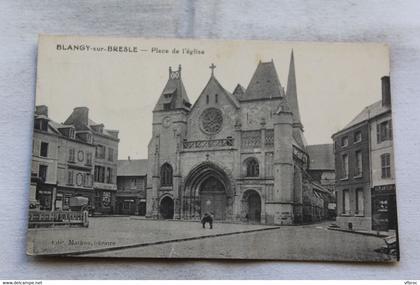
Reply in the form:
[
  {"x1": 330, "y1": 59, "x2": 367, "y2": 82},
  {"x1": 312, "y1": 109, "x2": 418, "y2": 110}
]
[
  {"x1": 160, "y1": 163, "x2": 173, "y2": 186},
  {"x1": 246, "y1": 158, "x2": 259, "y2": 177}
]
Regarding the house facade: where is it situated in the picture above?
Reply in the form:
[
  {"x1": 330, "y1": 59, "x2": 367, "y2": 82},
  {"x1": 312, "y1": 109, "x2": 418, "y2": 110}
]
[
  {"x1": 370, "y1": 76, "x2": 397, "y2": 231},
  {"x1": 116, "y1": 158, "x2": 147, "y2": 215},
  {"x1": 333, "y1": 121, "x2": 371, "y2": 230},
  {"x1": 332, "y1": 76, "x2": 397, "y2": 231},
  {"x1": 31, "y1": 106, "x2": 119, "y2": 215}
]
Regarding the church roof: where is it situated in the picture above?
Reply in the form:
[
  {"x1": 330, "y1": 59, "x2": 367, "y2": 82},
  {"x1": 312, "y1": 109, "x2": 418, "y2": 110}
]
[
  {"x1": 153, "y1": 66, "x2": 191, "y2": 112},
  {"x1": 243, "y1": 61, "x2": 285, "y2": 101},
  {"x1": 232, "y1": 84, "x2": 246, "y2": 98},
  {"x1": 192, "y1": 73, "x2": 240, "y2": 110},
  {"x1": 306, "y1": 144, "x2": 335, "y2": 170}
]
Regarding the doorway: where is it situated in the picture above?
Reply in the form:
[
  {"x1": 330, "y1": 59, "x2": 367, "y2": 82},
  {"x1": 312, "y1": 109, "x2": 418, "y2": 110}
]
[
  {"x1": 200, "y1": 177, "x2": 227, "y2": 220},
  {"x1": 159, "y1": 196, "x2": 174, "y2": 219},
  {"x1": 243, "y1": 190, "x2": 261, "y2": 223}
]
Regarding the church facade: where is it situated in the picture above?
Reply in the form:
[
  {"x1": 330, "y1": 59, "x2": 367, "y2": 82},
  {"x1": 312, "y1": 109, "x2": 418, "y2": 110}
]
[{"x1": 146, "y1": 52, "x2": 324, "y2": 225}]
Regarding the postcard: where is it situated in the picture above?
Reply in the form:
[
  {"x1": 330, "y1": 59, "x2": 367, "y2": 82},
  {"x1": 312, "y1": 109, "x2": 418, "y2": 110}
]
[{"x1": 27, "y1": 35, "x2": 398, "y2": 261}]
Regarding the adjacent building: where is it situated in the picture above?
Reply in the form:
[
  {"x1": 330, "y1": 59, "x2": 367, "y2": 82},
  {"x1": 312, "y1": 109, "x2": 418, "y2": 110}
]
[
  {"x1": 31, "y1": 106, "x2": 60, "y2": 210},
  {"x1": 370, "y1": 76, "x2": 397, "y2": 231},
  {"x1": 116, "y1": 158, "x2": 147, "y2": 215},
  {"x1": 307, "y1": 144, "x2": 336, "y2": 219},
  {"x1": 145, "y1": 52, "x2": 331, "y2": 225},
  {"x1": 31, "y1": 106, "x2": 119, "y2": 214},
  {"x1": 332, "y1": 76, "x2": 397, "y2": 231}
]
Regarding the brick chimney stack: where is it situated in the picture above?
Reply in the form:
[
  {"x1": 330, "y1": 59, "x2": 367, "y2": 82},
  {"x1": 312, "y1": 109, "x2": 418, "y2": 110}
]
[
  {"x1": 35, "y1": 105, "x2": 48, "y2": 117},
  {"x1": 72, "y1": 107, "x2": 89, "y2": 125},
  {"x1": 381, "y1": 76, "x2": 391, "y2": 107}
]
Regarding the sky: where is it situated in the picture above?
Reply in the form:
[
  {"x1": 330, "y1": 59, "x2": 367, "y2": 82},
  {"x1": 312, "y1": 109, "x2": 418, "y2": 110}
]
[{"x1": 36, "y1": 36, "x2": 389, "y2": 159}]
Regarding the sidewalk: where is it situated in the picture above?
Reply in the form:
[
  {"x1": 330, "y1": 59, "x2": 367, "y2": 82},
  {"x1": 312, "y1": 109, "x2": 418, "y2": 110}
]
[{"x1": 327, "y1": 225, "x2": 396, "y2": 238}]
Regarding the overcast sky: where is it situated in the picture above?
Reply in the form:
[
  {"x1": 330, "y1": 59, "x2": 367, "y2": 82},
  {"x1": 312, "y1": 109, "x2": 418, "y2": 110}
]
[{"x1": 36, "y1": 36, "x2": 389, "y2": 159}]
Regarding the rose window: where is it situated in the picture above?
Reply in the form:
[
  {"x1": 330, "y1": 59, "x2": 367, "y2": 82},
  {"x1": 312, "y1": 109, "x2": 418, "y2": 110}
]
[{"x1": 201, "y1": 108, "x2": 223, "y2": 134}]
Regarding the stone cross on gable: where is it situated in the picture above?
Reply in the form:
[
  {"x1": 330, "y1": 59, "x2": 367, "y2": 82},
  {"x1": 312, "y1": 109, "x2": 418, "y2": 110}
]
[{"x1": 209, "y1": 63, "x2": 216, "y2": 76}]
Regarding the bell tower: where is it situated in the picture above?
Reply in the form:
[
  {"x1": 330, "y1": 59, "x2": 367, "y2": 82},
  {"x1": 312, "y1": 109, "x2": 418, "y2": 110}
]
[
  {"x1": 269, "y1": 98, "x2": 295, "y2": 225},
  {"x1": 146, "y1": 65, "x2": 191, "y2": 219}
]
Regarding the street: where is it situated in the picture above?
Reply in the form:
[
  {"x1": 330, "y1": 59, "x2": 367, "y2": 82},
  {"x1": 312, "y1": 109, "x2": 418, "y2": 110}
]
[{"x1": 27, "y1": 217, "x2": 394, "y2": 262}]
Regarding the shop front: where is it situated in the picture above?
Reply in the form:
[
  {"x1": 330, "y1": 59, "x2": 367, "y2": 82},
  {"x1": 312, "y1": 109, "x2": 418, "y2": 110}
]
[
  {"x1": 116, "y1": 194, "x2": 146, "y2": 216},
  {"x1": 34, "y1": 182, "x2": 56, "y2": 211},
  {"x1": 371, "y1": 184, "x2": 397, "y2": 231}
]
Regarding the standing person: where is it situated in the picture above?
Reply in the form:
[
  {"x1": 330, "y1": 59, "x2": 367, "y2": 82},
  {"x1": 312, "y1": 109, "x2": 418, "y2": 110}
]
[{"x1": 201, "y1": 212, "x2": 213, "y2": 229}]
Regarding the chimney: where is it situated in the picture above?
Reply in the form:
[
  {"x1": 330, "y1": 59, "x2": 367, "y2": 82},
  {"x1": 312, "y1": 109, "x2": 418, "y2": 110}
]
[
  {"x1": 35, "y1": 105, "x2": 48, "y2": 117},
  {"x1": 72, "y1": 107, "x2": 89, "y2": 126},
  {"x1": 381, "y1": 76, "x2": 391, "y2": 107}
]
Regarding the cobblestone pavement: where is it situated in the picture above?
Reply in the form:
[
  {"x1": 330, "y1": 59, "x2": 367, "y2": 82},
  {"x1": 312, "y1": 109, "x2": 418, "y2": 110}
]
[
  {"x1": 27, "y1": 217, "x2": 276, "y2": 255},
  {"x1": 82, "y1": 222, "x2": 393, "y2": 262}
]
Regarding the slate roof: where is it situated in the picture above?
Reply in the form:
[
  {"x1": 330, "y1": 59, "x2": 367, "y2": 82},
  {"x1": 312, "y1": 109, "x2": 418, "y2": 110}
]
[
  {"x1": 342, "y1": 100, "x2": 390, "y2": 130},
  {"x1": 191, "y1": 74, "x2": 240, "y2": 110},
  {"x1": 232, "y1": 84, "x2": 245, "y2": 98},
  {"x1": 117, "y1": 159, "x2": 148, "y2": 176},
  {"x1": 243, "y1": 61, "x2": 285, "y2": 100},
  {"x1": 63, "y1": 107, "x2": 119, "y2": 140},
  {"x1": 153, "y1": 68, "x2": 191, "y2": 111},
  {"x1": 306, "y1": 144, "x2": 335, "y2": 170}
]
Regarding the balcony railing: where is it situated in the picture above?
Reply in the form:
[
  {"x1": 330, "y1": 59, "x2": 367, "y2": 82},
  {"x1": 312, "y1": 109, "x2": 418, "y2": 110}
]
[{"x1": 183, "y1": 137, "x2": 234, "y2": 150}]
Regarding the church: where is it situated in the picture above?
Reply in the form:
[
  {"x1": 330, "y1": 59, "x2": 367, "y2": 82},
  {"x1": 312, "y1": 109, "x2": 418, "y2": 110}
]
[{"x1": 145, "y1": 52, "x2": 332, "y2": 225}]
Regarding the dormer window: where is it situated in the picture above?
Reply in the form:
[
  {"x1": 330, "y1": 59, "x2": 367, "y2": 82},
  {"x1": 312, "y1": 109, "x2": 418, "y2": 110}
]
[
  {"x1": 91, "y1": 124, "x2": 104, "y2": 133},
  {"x1": 34, "y1": 118, "x2": 48, "y2": 131},
  {"x1": 68, "y1": 128, "x2": 75, "y2": 139},
  {"x1": 86, "y1": 133, "x2": 92, "y2": 144}
]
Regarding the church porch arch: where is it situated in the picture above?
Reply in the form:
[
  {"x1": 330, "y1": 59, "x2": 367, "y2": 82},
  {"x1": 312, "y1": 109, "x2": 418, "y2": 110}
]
[{"x1": 182, "y1": 161, "x2": 234, "y2": 221}]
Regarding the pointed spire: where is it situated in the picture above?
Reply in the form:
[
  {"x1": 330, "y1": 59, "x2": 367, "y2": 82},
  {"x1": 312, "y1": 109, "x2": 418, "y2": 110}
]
[{"x1": 286, "y1": 49, "x2": 303, "y2": 130}]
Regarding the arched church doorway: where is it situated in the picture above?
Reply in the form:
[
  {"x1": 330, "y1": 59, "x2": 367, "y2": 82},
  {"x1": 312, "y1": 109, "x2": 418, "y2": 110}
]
[
  {"x1": 200, "y1": 177, "x2": 227, "y2": 220},
  {"x1": 159, "y1": 196, "x2": 174, "y2": 219},
  {"x1": 243, "y1": 190, "x2": 261, "y2": 223}
]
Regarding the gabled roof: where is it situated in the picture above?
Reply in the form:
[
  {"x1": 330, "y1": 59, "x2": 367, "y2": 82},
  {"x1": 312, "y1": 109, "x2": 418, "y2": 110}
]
[
  {"x1": 243, "y1": 61, "x2": 285, "y2": 101},
  {"x1": 153, "y1": 67, "x2": 191, "y2": 112},
  {"x1": 232, "y1": 84, "x2": 245, "y2": 98},
  {"x1": 306, "y1": 144, "x2": 335, "y2": 170},
  {"x1": 342, "y1": 100, "x2": 390, "y2": 130},
  {"x1": 117, "y1": 159, "x2": 148, "y2": 176},
  {"x1": 191, "y1": 74, "x2": 240, "y2": 111}
]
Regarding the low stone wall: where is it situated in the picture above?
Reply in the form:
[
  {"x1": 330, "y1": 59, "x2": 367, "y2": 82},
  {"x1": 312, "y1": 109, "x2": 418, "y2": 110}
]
[{"x1": 28, "y1": 210, "x2": 89, "y2": 228}]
